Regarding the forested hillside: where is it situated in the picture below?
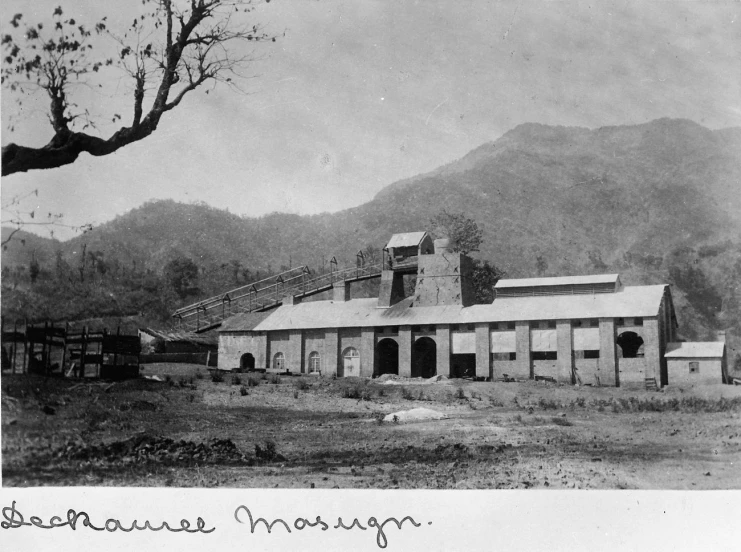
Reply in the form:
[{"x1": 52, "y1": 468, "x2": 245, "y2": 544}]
[{"x1": 3, "y1": 118, "x2": 740, "y2": 366}]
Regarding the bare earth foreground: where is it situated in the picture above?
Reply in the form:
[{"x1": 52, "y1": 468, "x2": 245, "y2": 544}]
[{"x1": 3, "y1": 363, "x2": 741, "y2": 489}]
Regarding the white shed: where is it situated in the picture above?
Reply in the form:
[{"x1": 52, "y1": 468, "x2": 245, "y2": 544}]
[{"x1": 664, "y1": 341, "x2": 727, "y2": 385}]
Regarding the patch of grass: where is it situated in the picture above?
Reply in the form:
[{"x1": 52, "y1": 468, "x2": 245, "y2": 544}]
[
  {"x1": 454, "y1": 387, "x2": 466, "y2": 400},
  {"x1": 489, "y1": 397, "x2": 504, "y2": 407},
  {"x1": 377, "y1": 388, "x2": 385, "y2": 397},
  {"x1": 295, "y1": 379, "x2": 310, "y2": 391},
  {"x1": 268, "y1": 374, "x2": 282, "y2": 385},
  {"x1": 247, "y1": 376, "x2": 260, "y2": 387},
  {"x1": 470, "y1": 391, "x2": 479, "y2": 400},
  {"x1": 551, "y1": 416, "x2": 573, "y2": 426},
  {"x1": 293, "y1": 390, "x2": 299, "y2": 399},
  {"x1": 343, "y1": 384, "x2": 371, "y2": 400},
  {"x1": 194, "y1": 370, "x2": 204, "y2": 380},
  {"x1": 239, "y1": 386, "x2": 248, "y2": 396},
  {"x1": 231, "y1": 374, "x2": 242, "y2": 386},
  {"x1": 401, "y1": 387, "x2": 414, "y2": 400},
  {"x1": 210, "y1": 370, "x2": 224, "y2": 383}
]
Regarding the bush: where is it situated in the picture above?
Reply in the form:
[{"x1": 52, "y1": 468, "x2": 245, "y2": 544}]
[
  {"x1": 247, "y1": 376, "x2": 260, "y2": 387},
  {"x1": 195, "y1": 370, "x2": 204, "y2": 380},
  {"x1": 211, "y1": 370, "x2": 224, "y2": 383},
  {"x1": 293, "y1": 390, "x2": 299, "y2": 399},
  {"x1": 231, "y1": 374, "x2": 242, "y2": 386},
  {"x1": 295, "y1": 379, "x2": 310, "y2": 391},
  {"x1": 343, "y1": 385, "x2": 361, "y2": 399},
  {"x1": 268, "y1": 374, "x2": 281, "y2": 385},
  {"x1": 401, "y1": 387, "x2": 414, "y2": 400},
  {"x1": 255, "y1": 440, "x2": 279, "y2": 462},
  {"x1": 454, "y1": 387, "x2": 466, "y2": 400},
  {"x1": 377, "y1": 388, "x2": 385, "y2": 397},
  {"x1": 373, "y1": 412, "x2": 385, "y2": 425},
  {"x1": 417, "y1": 390, "x2": 427, "y2": 401},
  {"x1": 551, "y1": 416, "x2": 573, "y2": 426},
  {"x1": 240, "y1": 386, "x2": 248, "y2": 396},
  {"x1": 538, "y1": 398, "x2": 559, "y2": 410}
]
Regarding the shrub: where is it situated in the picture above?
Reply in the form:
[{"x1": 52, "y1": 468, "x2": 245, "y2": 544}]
[
  {"x1": 342, "y1": 385, "x2": 362, "y2": 399},
  {"x1": 417, "y1": 390, "x2": 427, "y2": 401},
  {"x1": 360, "y1": 389, "x2": 372, "y2": 401},
  {"x1": 538, "y1": 398, "x2": 559, "y2": 410},
  {"x1": 551, "y1": 416, "x2": 572, "y2": 426},
  {"x1": 470, "y1": 391, "x2": 479, "y2": 400},
  {"x1": 211, "y1": 370, "x2": 224, "y2": 383},
  {"x1": 255, "y1": 440, "x2": 279, "y2": 462},
  {"x1": 374, "y1": 412, "x2": 385, "y2": 425},
  {"x1": 195, "y1": 370, "x2": 204, "y2": 380},
  {"x1": 401, "y1": 387, "x2": 414, "y2": 400},
  {"x1": 240, "y1": 386, "x2": 248, "y2": 396},
  {"x1": 454, "y1": 387, "x2": 466, "y2": 400},
  {"x1": 231, "y1": 374, "x2": 242, "y2": 386},
  {"x1": 247, "y1": 376, "x2": 260, "y2": 387},
  {"x1": 268, "y1": 374, "x2": 281, "y2": 385},
  {"x1": 164, "y1": 374, "x2": 172, "y2": 384},
  {"x1": 377, "y1": 388, "x2": 385, "y2": 397},
  {"x1": 295, "y1": 379, "x2": 310, "y2": 391},
  {"x1": 293, "y1": 390, "x2": 299, "y2": 399},
  {"x1": 489, "y1": 397, "x2": 504, "y2": 407}
]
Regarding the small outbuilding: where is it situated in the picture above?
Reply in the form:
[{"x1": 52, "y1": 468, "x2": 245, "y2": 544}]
[{"x1": 664, "y1": 341, "x2": 727, "y2": 385}]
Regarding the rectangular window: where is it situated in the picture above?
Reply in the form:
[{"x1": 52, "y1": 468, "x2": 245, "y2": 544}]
[
  {"x1": 547, "y1": 320, "x2": 556, "y2": 329},
  {"x1": 390, "y1": 326, "x2": 399, "y2": 333},
  {"x1": 589, "y1": 319, "x2": 599, "y2": 327},
  {"x1": 492, "y1": 352, "x2": 516, "y2": 361},
  {"x1": 572, "y1": 320, "x2": 582, "y2": 327},
  {"x1": 466, "y1": 324, "x2": 475, "y2": 331},
  {"x1": 412, "y1": 325, "x2": 421, "y2": 332},
  {"x1": 507, "y1": 322, "x2": 516, "y2": 330},
  {"x1": 532, "y1": 351, "x2": 557, "y2": 360},
  {"x1": 634, "y1": 317, "x2": 644, "y2": 326},
  {"x1": 584, "y1": 350, "x2": 600, "y2": 359},
  {"x1": 617, "y1": 317, "x2": 625, "y2": 326},
  {"x1": 689, "y1": 361, "x2": 699, "y2": 374},
  {"x1": 451, "y1": 324, "x2": 460, "y2": 331}
]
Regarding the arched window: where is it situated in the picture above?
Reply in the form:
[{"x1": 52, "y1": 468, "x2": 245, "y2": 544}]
[
  {"x1": 273, "y1": 352, "x2": 285, "y2": 370},
  {"x1": 341, "y1": 347, "x2": 360, "y2": 377},
  {"x1": 308, "y1": 351, "x2": 321, "y2": 373}
]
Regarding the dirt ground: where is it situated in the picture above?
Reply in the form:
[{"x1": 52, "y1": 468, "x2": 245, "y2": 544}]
[{"x1": 3, "y1": 363, "x2": 741, "y2": 489}]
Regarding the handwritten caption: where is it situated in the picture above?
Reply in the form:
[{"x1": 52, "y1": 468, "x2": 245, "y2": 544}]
[{"x1": 2, "y1": 501, "x2": 429, "y2": 549}]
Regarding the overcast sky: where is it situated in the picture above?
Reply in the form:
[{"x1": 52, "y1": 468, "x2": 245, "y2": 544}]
[{"x1": 2, "y1": 0, "x2": 739, "y2": 240}]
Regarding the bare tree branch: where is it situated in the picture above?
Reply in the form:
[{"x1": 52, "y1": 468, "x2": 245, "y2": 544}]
[{"x1": 2, "y1": 0, "x2": 276, "y2": 176}]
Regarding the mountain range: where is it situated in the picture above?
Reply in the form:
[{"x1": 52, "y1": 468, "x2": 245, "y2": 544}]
[{"x1": 2, "y1": 118, "x2": 740, "y2": 363}]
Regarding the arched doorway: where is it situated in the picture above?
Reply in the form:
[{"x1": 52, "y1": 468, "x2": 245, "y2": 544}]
[
  {"x1": 240, "y1": 353, "x2": 255, "y2": 371},
  {"x1": 340, "y1": 347, "x2": 360, "y2": 377},
  {"x1": 617, "y1": 331, "x2": 644, "y2": 358},
  {"x1": 377, "y1": 338, "x2": 399, "y2": 376},
  {"x1": 412, "y1": 337, "x2": 437, "y2": 378},
  {"x1": 273, "y1": 352, "x2": 285, "y2": 370},
  {"x1": 308, "y1": 351, "x2": 321, "y2": 374}
]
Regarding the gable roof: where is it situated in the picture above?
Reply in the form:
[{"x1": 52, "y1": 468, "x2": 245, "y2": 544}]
[
  {"x1": 665, "y1": 342, "x2": 726, "y2": 358},
  {"x1": 385, "y1": 231, "x2": 429, "y2": 249},
  {"x1": 495, "y1": 274, "x2": 620, "y2": 288},
  {"x1": 220, "y1": 284, "x2": 669, "y2": 333}
]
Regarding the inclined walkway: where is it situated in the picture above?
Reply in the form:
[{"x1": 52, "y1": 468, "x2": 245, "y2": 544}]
[{"x1": 172, "y1": 261, "x2": 383, "y2": 333}]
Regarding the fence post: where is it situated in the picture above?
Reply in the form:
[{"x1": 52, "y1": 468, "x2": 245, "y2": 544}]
[
  {"x1": 80, "y1": 326, "x2": 87, "y2": 379},
  {"x1": 22, "y1": 319, "x2": 28, "y2": 374}
]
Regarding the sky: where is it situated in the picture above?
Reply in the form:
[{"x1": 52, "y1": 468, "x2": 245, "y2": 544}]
[{"x1": 1, "y1": 0, "x2": 739, "y2": 240}]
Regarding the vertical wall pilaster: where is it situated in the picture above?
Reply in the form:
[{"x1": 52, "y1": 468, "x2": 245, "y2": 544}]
[
  {"x1": 324, "y1": 329, "x2": 339, "y2": 376},
  {"x1": 556, "y1": 320, "x2": 573, "y2": 384},
  {"x1": 436, "y1": 324, "x2": 451, "y2": 377},
  {"x1": 475, "y1": 323, "x2": 491, "y2": 379},
  {"x1": 360, "y1": 327, "x2": 375, "y2": 378},
  {"x1": 599, "y1": 318, "x2": 617, "y2": 386},
  {"x1": 399, "y1": 326, "x2": 413, "y2": 377},
  {"x1": 515, "y1": 321, "x2": 532, "y2": 379}
]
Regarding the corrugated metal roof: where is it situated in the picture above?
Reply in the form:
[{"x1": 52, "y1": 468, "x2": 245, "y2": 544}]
[
  {"x1": 495, "y1": 274, "x2": 619, "y2": 288},
  {"x1": 220, "y1": 310, "x2": 275, "y2": 332},
  {"x1": 665, "y1": 342, "x2": 725, "y2": 358},
  {"x1": 140, "y1": 328, "x2": 218, "y2": 346},
  {"x1": 385, "y1": 231, "x2": 429, "y2": 249},
  {"x1": 220, "y1": 285, "x2": 668, "y2": 332}
]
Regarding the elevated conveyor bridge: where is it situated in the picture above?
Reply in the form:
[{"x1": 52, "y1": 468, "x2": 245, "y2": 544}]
[{"x1": 172, "y1": 258, "x2": 384, "y2": 333}]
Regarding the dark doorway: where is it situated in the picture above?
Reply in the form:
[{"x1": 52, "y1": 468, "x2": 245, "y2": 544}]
[
  {"x1": 412, "y1": 337, "x2": 437, "y2": 378},
  {"x1": 240, "y1": 353, "x2": 255, "y2": 371},
  {"x1": 617, "y1": 331, "x2": 644, "y2": 358},
  {"x1": 377, "y1": 338, "x2": 399, "y2": 376},
  {"x1": 451, "y1": 353, "x2": 476, "y2": 378}
]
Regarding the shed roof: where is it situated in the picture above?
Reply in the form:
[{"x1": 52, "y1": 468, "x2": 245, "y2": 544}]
[
  {"x1": 385, "y1": 231, "x2": 429, "y2": 249},
  {"x1": 219, "y1": 310, "x2": 276, "y2": 332},
  {"x1": 220, "y1": 284, "x2": 668, "y2": 333},
  {"x1": 664, "y1": 342, "x2": 726, "y2": 358},
  {"x1": 495, "y1": 274, "x2": 620, "y2": 288}
]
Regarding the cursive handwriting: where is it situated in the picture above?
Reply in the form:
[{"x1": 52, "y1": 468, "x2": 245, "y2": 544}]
[
  {"x1": 234, "y1": 505, "x2": 425, "y2": 549},
  {"x1": 1, "y1": 501, "x2": 214, "y2": 533}
]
